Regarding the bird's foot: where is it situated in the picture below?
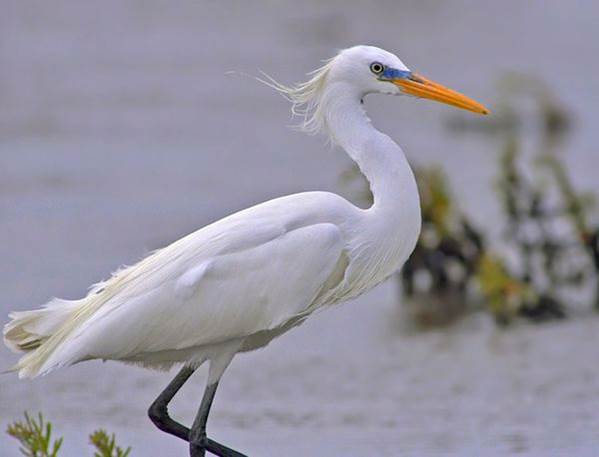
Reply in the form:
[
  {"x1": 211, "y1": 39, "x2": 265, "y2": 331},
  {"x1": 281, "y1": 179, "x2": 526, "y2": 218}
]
[{"x1": 189, "y1": 433, "x2": 248, "y2": 457}]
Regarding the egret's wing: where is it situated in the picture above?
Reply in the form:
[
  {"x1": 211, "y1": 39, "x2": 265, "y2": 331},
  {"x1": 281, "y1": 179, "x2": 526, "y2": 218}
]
[{"x1": 49, "y1": 222, "x2": 347, "y2": 364}]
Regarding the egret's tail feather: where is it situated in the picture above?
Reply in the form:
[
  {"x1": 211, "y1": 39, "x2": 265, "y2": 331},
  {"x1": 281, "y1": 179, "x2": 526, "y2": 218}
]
[
  {"x1": 3, "y1": 299, "x2": 79, "y2": 353},
  {"x1": 3, "y1": 298, "x2": 84, "y2": 378}
]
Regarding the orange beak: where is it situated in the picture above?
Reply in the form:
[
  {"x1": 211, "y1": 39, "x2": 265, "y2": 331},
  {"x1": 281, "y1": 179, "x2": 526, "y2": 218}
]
[{"x1": 393, "y1": 73, "x2": 490, "y2": 115}]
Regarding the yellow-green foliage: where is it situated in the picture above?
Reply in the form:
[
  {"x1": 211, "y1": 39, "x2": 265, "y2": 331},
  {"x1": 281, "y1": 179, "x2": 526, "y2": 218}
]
[
  {"x1": 476, "y1": 254, "x2": 535, "y2": 323},
  {"x1": 538, "y1": 153, "x2": 595, "y2": 239},
  {"x1": 89, "y1": 429, "x2": 131, "y2": 457},
  {"x1": 416, "y1": 166, "x2": 453, "y2": 236},
  {"x1": 6, "y1": 412, "x2": 63, "y2": 457},
  {"x1": 7, "y1": 412, "x2": 131, "y2": 457}
]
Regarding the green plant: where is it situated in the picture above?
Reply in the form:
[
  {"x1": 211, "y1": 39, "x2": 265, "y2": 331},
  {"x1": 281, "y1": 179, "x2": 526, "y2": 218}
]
[
  {"x1": 6, "y1": 412, "x2": 132, "y2": 457},
  {"x1": 476, "y1": 253, "x2": 535, "y2": 325},
  {"x1": 6, "y1": 412, "x2": 63, "y2": 457},
  {"x1": 448, "y1": 73, "x2": 599, "y2": 323},
  {"x1": 89, "y1": 429, "x2": 131, "y2": 457}
]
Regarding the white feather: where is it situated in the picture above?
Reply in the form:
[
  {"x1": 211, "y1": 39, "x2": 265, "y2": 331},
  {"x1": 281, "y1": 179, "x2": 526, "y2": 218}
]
[{"x1": 4, "y1": 45, "x2": 422, "y2": 380}]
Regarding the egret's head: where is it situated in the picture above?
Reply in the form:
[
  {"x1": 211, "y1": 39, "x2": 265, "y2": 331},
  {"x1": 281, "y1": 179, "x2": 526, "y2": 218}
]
[
  {"x1": 267, "y1": 45, "x2": 488, "y2": 136},
  {"x1": 325, "y1": 45, "x2": 414, "y2": 97},
  {"x1": 330, "y1": 45, "x2": 488, "y2": 115}
]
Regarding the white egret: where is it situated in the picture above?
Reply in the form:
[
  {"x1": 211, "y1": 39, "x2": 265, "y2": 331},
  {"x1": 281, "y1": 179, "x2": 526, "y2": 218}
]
[{"x1": 3, "y1": 45, "x2": 488, "y2": 456}]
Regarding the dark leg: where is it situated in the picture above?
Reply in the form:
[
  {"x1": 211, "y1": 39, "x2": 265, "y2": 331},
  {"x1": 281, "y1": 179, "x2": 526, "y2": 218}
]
[
  {"x1": 148, "y1": 366, "x2": 196, "y2": 441},
  {"x1": 189, "y1": 381, "x2": 247, "y2": 457}
]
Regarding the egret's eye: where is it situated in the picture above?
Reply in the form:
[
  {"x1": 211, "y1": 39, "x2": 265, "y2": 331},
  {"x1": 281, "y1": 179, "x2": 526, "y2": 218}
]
[{"x1": 370, "y1": 62, "x2": 384, "y2": 75}]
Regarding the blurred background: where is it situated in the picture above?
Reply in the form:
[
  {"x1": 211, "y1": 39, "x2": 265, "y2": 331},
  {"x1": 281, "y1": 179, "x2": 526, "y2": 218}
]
[{"x1": 2, "y1": 1, "x2": 599, "y2": 456}]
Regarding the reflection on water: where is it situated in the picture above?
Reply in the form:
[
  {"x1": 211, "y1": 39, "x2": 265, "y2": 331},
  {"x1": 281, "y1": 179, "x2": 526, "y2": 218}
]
[{"x1": 2, "y1": 2, "x2": 599, "y2": 456}]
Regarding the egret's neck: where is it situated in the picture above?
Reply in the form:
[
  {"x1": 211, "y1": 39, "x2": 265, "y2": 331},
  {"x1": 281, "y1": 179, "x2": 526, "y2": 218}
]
[{"x1": 323, "y1": 84, "x2": 418, "y2": 214}]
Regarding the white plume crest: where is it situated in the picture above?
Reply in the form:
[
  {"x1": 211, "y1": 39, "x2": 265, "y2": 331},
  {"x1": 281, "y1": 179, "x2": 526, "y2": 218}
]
[{"x1": 258, "y1": 57, "x2": 335, "y2": 136}]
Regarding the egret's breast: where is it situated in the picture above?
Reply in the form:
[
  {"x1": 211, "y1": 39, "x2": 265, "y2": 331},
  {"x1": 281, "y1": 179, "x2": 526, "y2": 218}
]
[{"x1": 331, "y1": 201, "x2": 422, "y2": 304}]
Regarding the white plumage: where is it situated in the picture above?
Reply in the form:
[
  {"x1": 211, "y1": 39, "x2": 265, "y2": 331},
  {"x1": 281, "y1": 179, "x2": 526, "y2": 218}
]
[{"x1": 4, "y1": 45, "x2": 487, "y2": 387}]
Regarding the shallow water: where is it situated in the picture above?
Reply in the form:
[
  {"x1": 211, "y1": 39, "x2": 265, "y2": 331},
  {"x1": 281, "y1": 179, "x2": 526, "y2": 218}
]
[{"x1": 2, "y1": 1, "x2": 599, "y2": 455}]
